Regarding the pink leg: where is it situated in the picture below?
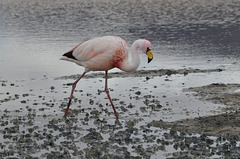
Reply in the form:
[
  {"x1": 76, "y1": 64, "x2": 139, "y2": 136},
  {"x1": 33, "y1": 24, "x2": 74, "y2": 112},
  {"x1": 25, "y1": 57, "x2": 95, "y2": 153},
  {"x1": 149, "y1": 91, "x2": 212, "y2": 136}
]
[
  {"x1": 64, "y1": 72, "x2": 86, "y2": 116},
  {"x1": 105, "y1": 71, "x2": 118, "y2": 119}
]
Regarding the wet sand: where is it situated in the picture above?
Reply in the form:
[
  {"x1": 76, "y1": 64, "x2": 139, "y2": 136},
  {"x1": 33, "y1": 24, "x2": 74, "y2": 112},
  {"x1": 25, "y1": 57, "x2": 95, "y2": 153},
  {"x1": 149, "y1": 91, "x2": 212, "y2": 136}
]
[{"x1": 0, "y1": 68, "x2": 240, "y2": 158}]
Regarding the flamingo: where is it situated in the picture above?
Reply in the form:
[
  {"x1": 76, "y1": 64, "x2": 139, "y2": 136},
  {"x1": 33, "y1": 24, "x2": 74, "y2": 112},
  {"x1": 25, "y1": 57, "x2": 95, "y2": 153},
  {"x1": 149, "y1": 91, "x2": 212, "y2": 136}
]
[{"x1": 60, "y1": 36, "x2": 153, "y2": 119}]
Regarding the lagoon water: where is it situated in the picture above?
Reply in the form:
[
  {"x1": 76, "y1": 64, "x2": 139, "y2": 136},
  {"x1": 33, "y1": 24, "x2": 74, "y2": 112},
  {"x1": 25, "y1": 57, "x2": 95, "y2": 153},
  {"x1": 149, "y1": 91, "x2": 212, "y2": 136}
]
[{"x1": 0, "y1": 0, "x2": 239, "y2": 79}]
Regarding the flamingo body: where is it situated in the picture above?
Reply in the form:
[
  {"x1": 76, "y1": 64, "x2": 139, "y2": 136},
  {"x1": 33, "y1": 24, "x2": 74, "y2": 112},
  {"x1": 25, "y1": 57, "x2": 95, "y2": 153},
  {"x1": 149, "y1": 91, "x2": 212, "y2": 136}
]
[
  {"x1": 61, "y1": 36, "x2": 153, "y2": 119},
  {"x1": 62, "y1": 36, "x2": 129, "y2": 72}
]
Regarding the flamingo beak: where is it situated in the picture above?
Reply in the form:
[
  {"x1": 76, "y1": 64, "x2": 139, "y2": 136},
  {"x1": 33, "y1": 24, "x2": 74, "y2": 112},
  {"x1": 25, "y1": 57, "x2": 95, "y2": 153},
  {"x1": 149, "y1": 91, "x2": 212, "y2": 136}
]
[{"x1": 147, "y1": 48, "x2": 153, "y2": 63}]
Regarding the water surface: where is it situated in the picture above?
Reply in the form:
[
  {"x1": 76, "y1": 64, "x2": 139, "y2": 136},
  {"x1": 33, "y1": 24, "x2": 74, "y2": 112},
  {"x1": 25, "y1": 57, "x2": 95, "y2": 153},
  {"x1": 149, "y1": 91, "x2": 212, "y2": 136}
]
[{"x1": 0, "y1": 0, "x2": 239, "y2": 79}]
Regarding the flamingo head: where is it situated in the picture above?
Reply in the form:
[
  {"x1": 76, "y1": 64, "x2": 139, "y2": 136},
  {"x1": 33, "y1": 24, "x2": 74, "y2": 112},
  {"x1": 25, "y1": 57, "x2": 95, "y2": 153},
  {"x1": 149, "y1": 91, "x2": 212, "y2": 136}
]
[{"x1": 140, "y1": 40, "x2": 153, "y2": 63}]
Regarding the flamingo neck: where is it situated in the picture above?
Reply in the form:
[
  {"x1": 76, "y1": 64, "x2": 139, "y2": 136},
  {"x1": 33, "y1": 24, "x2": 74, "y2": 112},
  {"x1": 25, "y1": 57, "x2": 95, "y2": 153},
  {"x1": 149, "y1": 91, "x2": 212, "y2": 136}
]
[{"x1": 120, "y1": 40, "x2": 142, "y2": 72}]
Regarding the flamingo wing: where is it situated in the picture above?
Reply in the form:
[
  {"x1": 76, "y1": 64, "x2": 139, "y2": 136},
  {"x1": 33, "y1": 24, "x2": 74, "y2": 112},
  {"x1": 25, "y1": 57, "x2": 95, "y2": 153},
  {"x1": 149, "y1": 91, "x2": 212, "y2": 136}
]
[
  {"x1": 73, "y1": 36, "x2": 115, "y2": 61},
  {"x1": 71, "y1": 36, "x2": 128, "y2": 71}
]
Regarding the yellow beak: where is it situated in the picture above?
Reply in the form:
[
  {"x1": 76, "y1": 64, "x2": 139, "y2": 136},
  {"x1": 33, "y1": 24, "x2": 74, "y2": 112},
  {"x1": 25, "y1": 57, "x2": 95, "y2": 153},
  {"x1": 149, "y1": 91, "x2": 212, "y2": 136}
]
[{"x1": 147, "y1": 49, "x2": 153, "y2": 63}]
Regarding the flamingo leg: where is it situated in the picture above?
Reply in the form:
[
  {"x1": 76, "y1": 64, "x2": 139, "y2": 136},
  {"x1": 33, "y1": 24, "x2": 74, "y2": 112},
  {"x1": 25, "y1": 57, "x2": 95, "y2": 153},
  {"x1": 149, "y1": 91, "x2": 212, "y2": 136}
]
[
  {"x1": 65, "y1": 72, "x2": 86, "y2": 116},
  {"x1": 105, "y1": 71, "x2": 118, "y2": 119}
]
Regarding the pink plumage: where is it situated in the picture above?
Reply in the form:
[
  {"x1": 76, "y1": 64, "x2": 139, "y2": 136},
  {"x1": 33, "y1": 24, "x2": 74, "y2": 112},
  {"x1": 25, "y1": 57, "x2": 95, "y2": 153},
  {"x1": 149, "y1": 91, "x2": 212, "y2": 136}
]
[{"x1": 61, "y1": 36, "x2": 153, "y2": 119}]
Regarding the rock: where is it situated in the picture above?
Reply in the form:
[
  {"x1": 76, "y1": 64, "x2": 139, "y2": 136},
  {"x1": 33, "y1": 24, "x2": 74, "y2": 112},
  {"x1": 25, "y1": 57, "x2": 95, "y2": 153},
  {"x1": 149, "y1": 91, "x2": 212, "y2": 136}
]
[
  {"x1": 135, "y1": 91, "x2": 141, "y2": 95},
  {"x1": 80, "y1": 132, "x2": 103, "y2": 143}
]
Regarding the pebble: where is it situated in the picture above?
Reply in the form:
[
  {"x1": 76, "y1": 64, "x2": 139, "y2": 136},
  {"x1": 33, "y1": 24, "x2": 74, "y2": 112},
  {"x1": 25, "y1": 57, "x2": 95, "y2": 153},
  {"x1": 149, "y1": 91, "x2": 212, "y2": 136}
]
[
  {"x1": 135, "y1": 91, "x2": 141, "y2": 95},
  {"x1": 81, "y1": 132, "x2": 103, "y2": 143}
]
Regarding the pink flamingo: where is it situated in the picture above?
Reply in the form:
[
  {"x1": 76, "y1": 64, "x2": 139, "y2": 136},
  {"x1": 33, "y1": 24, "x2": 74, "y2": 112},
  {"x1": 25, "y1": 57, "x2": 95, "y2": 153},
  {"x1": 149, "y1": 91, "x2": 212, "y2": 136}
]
[{"x1": 60, "y1": 36, "x2": 153, "y2": 119}]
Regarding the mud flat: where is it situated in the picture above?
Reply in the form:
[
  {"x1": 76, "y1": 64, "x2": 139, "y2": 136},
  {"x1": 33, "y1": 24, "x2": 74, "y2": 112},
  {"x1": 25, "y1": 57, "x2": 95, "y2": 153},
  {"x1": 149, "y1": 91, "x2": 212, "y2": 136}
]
[
  {"x1": 186, "y1": 83, "x2": 240, "y2": 110},
  {"x1": 154, "y1": 83, "x2": 240, "y2": 158},
  {"x1": 1, "y1": 68, "x2": 240, "y2": 158},
  {"x1": 170, "y1": 83, "x2": 240, "y2": 137}
]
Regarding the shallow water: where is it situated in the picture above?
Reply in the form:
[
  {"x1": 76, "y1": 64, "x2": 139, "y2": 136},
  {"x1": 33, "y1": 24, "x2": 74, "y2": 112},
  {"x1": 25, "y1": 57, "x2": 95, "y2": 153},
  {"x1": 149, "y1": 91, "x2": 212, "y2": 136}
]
[
  {"x1": 0, "y1": 0, "x2": 239, "y2": 78},
  {"x1": 0, "y1": 0, "x2": 240, "y2": 158}
]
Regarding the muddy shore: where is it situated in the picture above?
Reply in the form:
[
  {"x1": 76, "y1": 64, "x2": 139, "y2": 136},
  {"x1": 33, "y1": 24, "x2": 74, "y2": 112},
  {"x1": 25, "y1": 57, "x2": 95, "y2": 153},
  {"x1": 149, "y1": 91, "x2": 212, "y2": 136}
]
[
  {"x1": 0, "y1": 68, "x2": 240, "y2": 158},
  {"x1": 56, "y1": 68, "x2": 224, "y2": 80},
  {"x1": 154, "y1": 83, "x2": 240, "y2": 158}
]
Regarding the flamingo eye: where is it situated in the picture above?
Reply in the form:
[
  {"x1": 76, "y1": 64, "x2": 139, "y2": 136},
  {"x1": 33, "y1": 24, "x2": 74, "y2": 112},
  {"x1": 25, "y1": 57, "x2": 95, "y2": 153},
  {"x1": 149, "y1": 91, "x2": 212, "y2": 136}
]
[{"x1": 146, "y1": 47, "x2": 150, "y2": 54}]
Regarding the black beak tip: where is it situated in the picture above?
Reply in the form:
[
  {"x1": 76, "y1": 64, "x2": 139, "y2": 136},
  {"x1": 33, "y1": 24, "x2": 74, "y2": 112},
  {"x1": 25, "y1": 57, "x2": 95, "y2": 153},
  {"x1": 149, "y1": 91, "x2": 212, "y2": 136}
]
[{"x1": 148, "y1": 58, "x2": 153, "y2": 63}]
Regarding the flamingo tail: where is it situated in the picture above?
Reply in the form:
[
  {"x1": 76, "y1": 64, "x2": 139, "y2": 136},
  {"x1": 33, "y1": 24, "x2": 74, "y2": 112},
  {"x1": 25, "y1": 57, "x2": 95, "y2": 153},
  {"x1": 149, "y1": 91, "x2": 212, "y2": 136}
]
[{"x1": 62, "y1": 50, "x2": 77, "y2": 60}]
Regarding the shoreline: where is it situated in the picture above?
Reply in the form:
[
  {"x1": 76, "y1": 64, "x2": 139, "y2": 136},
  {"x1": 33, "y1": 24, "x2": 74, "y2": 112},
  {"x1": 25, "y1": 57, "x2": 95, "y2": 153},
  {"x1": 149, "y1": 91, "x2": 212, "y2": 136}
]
[{"x1": 55, "y1": 68, "x2": 224, "y2": 80}]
